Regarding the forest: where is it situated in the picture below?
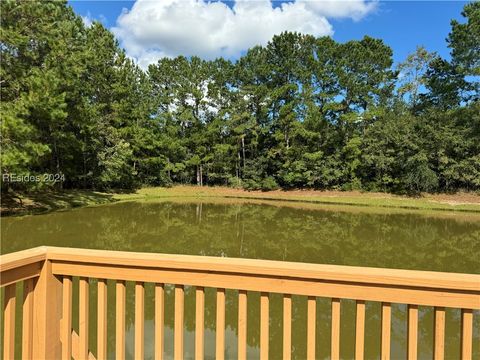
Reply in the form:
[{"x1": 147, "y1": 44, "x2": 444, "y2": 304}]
[{"x1": 1, "y1": 1, "x2": 479, "y2": 194}]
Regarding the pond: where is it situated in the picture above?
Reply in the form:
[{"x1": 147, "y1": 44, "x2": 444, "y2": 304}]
[{"x1": 1, "y1": 199, "x2": 479, "y2": 359}]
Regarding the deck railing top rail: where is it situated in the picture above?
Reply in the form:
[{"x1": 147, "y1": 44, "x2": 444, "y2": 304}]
[
  {"x1": 44, "y1": 247, "x2": 480, "y2": 292},
  {"x1": 1, "y1": 246, "x2": 479, "y2": 311},
  {"x1": 2, "y1": 246, "x2": 479, "y2": 292}
]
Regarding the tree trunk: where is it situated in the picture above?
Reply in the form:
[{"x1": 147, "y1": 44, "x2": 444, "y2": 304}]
[
  {"x1": 241, "y1": 136, "x2": 246, "y2": 174},
  {"x1": 53, "y1": 138, "x2": 63, "y2": 190}
]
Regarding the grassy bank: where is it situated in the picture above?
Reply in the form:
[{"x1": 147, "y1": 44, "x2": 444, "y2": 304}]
[
  {"x1": 0, "y1": 190, "x2": 116, "y2": 216},
  {"x1": 2, "y1": 186, "x2": 480, "y2": 216}
]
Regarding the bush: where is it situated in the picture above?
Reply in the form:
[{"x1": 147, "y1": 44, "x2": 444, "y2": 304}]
[{"x1": 260, "y1": 177, "x2": 279, "y2": 191}]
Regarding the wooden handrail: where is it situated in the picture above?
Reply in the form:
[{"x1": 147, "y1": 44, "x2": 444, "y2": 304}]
[
  {"x1": 44, "y1": 246, "x2": 480, "y2": 291},
  {"x1": 1, "y1": 246, "x2": 479, "y2": 359},
  {"x1": 42, "y1": 246, "x2": 480, "y2": 309},
  {"x1": 3, "y1": 246, "x2": 478, "y2": 293},
  {"x1": 0, "y1": 247, "x2": 46, "y2": 287},
  {"x1": 0, "y1": 246, "x2": 47, "y2": 271}
]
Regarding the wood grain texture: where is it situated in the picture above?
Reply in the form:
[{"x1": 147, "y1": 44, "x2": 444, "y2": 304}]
[
  {"x1": 2, "y1": 246, "x2": 480, "y2": 360},
  {"x1": 260, "y1": 292, "x2": 269, "y2": 360},
  {"x1": 283, "y1": 294, "x2": 292, "y2": 360},
  {"x1": 61, "y1": 276, "x2": 72, "y2": 360},
  {"x1": 97, "y1": 279, "x2": 107, "y2": 360},
  {"x1": 155, "y1": 283, "x2": 164, "y2": 360},
  {"x1": 433, "y1": 307, "x2": 445, "y2": 360},
  {"x1": 79, "y1": 277, "x2": 89, "y2": 360},
  {"x1": 216, "y1": 288, "x2": 226, "y2": 360},
  {"x1": 116, "y1": 280, "x2": 126, "y2": 360},
  {"x1": 22, "y1": 278, "x2": 35, "y2": 360},
  {"x1": 381, "y1": 302, "x2": 391, "y2": 360},
  {"x1": 407, "y1": 305, "x2": 418, "y2": 360},
  {"x1": 51, "y1": 262, "x2": 480, "y2": 309},
  {"x1": 175, "y1": 285, "x2": 185, "y2": 360},
  {"x1": 3, "y1": 283, "x2": 16, "y2": 360},
  {"x1": 45, "y1": 246, "x2": 480, "y2": 292},
  {"x1": 71, "y1": 329, "x2": 96, "y2": 360},
  {"x1": 355, "y1": 300, "x2": 365, "y2": 360},
  {"x1": 195, "y1": 287, "x2": 205, "y2": 360},
  {"x1": 0, "y1": 246, "x2": 46, "y2": 272},
  {"x1": 307, "y1": 296, "x2": 316, "y2": 360},
  {"x1": 461, "y1": 309, "x2": 473, "y2": 359},
  {"x1": 1, "y1": 262, "x2": 42, "y2": 287},
  {"x1": 135, "y1": 282, "x2": 145, "y2": 359},
  {"x1": 32, "y1": 260, "x2": 62, "y2": 359},
  {"x1": 238, "y1": 290, "x2": 247, "y2": 360},
  {"x1": 331, "y1": 298, "x2": 341, "y2": 359}
]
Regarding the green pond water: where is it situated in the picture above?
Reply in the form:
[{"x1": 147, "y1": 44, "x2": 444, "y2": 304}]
[{"x1": 1, "y1": 199, "x2": 479, "y2": 359}]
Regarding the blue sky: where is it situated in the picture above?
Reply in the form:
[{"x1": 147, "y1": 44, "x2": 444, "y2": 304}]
[{"x1": 69, "y1": 1, "x2": 468, "y2": 67}]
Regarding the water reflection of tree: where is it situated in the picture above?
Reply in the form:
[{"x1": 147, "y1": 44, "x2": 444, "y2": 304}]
[{"x1": 2, "y1": 201, "x2": 479, "y2": 358}]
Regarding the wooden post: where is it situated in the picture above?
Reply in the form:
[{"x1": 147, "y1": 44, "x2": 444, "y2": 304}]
[{"x1": 32, "y1": 260, "x2": 62, "y2": 359}]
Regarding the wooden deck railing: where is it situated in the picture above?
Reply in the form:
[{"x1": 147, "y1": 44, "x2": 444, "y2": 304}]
[{"x1": 1, "y1": 246, "x2": 479, "y2": 359}]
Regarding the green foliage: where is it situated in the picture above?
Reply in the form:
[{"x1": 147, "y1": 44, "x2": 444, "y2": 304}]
[{"x1": 1, "y1": 1, "x2": 479, "y2": 194}]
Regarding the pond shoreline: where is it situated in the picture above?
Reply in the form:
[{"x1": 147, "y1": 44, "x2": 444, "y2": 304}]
[{"x1": 1, "y1": 186, "x2": 479, "y2": 217}]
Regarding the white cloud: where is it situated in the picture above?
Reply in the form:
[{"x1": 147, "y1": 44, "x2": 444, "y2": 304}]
[
  {"x1": 82, "y1": 12, "x2": 93, "y2": 28},
  {"x1": 112, "y1": 0, "x2": 377, "y2": 68},
  {"x1": 82, "y1": 12, "x2": 108, "y2": 28}
]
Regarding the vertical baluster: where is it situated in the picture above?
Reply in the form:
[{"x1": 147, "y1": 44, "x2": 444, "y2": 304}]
[
  {"x1": 216, "y1": 288, "x2": 226, "y2": 360},
  {"x1": 135, "y1": 282, "x2": 145, "y2": 359},
  {"x1": 407, "y1": 305, "x2": 418, "y2": 360},
  {"x1": 97, "y1": 279, "x2": 107, "y2": 360},
  {"x1": 433, "y1": 307, "x2": 445, "y2": 360},
  {"x1": 155, "y1": 283, "x2": 164, "y2": 360},
  {"x1": 3, "y1": 283, "x2": 16, "y2": 360},
  {"x1": 22, "y1": 278, "x2": 35, "y2": 360},
  {"x1": 61, "y1": 276, "x2": 72, "y2": 360},
  {"x1": 238, "y1": 290, "x2": 247, "y2": 360},
  {"x1": 116, "y1": 280, "x2": 126, "y2": 360},
  {"x1": 331, "y1": 298, "x2": 341, "y2": 359},
  {"x1": 283, "y1": 294, "x2": 292, "y2": 360},
  {"x1": 307, "y1": 296, "x2": 316, "y2": 360},
  {"x1": 195, "y1": 286, "x2": 205, "y2": 360},
  {"x1": 355, "y1": 300, "x2": 365, "y2": 360},
  {"x1": 461, "y1": 309, "x2": 473, "y2": 359},
  {"x1": 260, "y1": 292, "x2": 270, "y2": 360},
  {"x1": 175, "y1": 285, "x2": 185, "y2": 360},
  {"x1": 381, "y1": 302, "x2": 391, "y2": 360},
  {"x1": 79, "y1": 277, "x2": 89, "y2": 360}
]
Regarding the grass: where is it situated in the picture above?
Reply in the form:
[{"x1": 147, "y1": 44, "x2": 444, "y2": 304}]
[
  {"x1": 114, "y1": 186, "x2": 480, "y2": 212},
  {"x1": 2, "y1": 185, "x2": 480, "y2": 216},
  {"x1": 0, "y1": 189, "x2": 115, "y2": 216}
]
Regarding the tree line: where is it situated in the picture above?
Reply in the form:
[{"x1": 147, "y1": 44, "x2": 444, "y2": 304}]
[{"x1": 1, "y1": 0, "x2": 479, "y2": 193}]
